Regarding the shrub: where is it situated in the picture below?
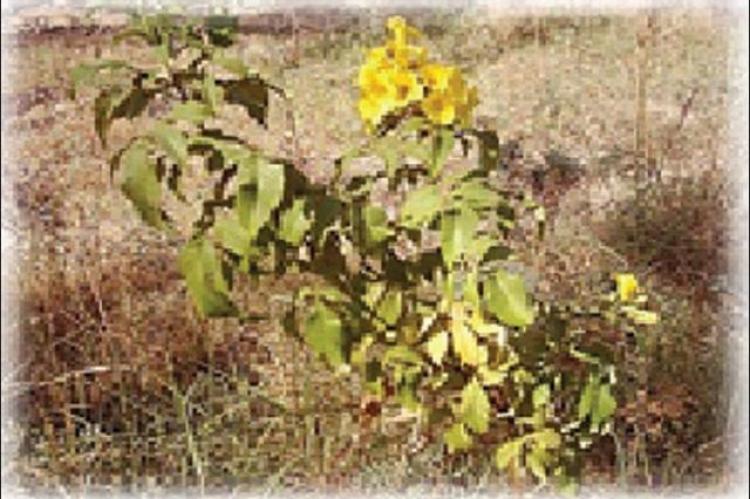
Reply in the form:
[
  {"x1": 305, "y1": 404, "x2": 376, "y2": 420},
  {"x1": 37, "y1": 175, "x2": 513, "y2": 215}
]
[{"x1": 73, "y1": 14, "x2": 660, "y2": 491}]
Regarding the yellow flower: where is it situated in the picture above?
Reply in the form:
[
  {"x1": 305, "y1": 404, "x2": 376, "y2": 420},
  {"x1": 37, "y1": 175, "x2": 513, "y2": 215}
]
[
  {"x1": 387, "y1": 42, "x2": 427, "y2": 69},
  {"x1": 615, "y1": 273, "x2": 639, "y2": 302},
  {"x1": 356, "y1": 16, "x2": 478, "y2": 131},
  {"x1": 421, "y1": 63, "x2": 455, "y2": 90},
  {"x1": 422, "y1": 90, "x2": 456, "y2": 125},
  {"x1": 420, "y1": 64, "x2": 478, "y2": 126},
  {"x1": 389, "y1": 67, "x2": 423, "y2": 106}
]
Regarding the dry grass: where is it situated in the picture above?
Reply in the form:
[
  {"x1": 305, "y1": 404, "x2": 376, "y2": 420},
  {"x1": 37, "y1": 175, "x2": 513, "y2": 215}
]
[{"x1": 1, "y1": 9, "x2": 736, "y2": 494}]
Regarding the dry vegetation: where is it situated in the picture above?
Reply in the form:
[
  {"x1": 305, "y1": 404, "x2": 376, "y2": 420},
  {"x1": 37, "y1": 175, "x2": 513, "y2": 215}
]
[{"x1": 0, "y1": 8, "x2": 740, "y2": 495}]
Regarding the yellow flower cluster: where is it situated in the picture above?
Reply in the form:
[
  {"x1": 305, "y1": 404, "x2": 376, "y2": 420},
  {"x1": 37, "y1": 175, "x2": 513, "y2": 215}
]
[{"x1": 357, "y1": 16, "x2": 478, "y2": 131}]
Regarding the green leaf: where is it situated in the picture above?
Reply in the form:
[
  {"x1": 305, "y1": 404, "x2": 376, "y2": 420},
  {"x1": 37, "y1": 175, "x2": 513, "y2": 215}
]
[
  {"x1": 236, "y1": 160, "x2": 285, "y2": 239},
  {"x1": 496, "y1": 438, "x2": 523, "y2": 470},
  {"x1": 532, "y1": 384, "x2": 550, "y2": 408},
  {"x1": 364, "y1": 282, "x2": 386, "y2": 309},
  {"x1": 69, "y1": 60, "x2": 130, "y2": 98},
  {"x1": 460, "y1": 377, "x2": 491, "y2": 434},
  {"x1": 527, "y1": 446, "x2": 548, "y2": 481},
  {"x1": 150, "y1": 122, "x2": 188, "y2": 168},
  {"x1": 215, "y1": 213, "x2": 252, "y2": 256},
  {"x1": 383, "y1": 345, "x2": 422, "y2": 366},
  {"x1": 364, "y1": 205, "x2": 392, "y2": 246},
  {"x1": 399, "y1": 184, "x2": 442, "y2": 229},
  {"x1": 452, "y1": 179, "x2": 501, "y2": 211},
  {"x1": 440, "y1": 208, "x2": 479, "y2": 267},
  {"x1": 94, "y1": 89, "x2": 120, "y2": 147},
  {"x1": 431, "y1": 128, "x2": 455, "y2": 177},
  {"x1": 578, "y1": 376, "x2": 596, "y2": 421},
  {"x1": 485, "y1": 269, "x2": 535, "y2": 327},
  {"x1": 279, "y1": 198, "x2": 312, "y2": 245},
  {"x1": 223, "y1": 76, "x2": 270, "y2": 126},
  {"x1": 203, "y1": 73, "x2": 223, "y2": 113},
  {"x1": 592, "y1": 384, "x2": 617, "y2": 429},
  {"x1": 427, "y1": 330, "x2": 449, "y2": 365},
  {"x1": 466, "y1": 235, "x2": 495, "y2": 262},
  {"x1": 153, "y1": 41, "x2": 169, "y2": 65},
  {"x1": 452, "y1": 313, "x2": 481, "y2": 366},
  {"x1": 397, "y1": 387, "x2": 420, "y2": 413},
  {"x1": 178, "y1": 237, "x2": 237, "y2": 318},
  {"x1": 120, "y1": 142, "x2": 163, "y2": 228},
  {"x1": 112, "y1": 86, "x2": 151, "y2": 121},
  {"x1": 533, "y1": 428, "x2": 562, "y2": 449},
  {"x1": 214, "y1": 56, "x2": 250, "y2": 77},
  {"x1": 373, "y1": 136, "x2": 402, "y2": 178},
  {"x1": 168, "y1": 101, "x2": 213, "y2": 124},
  {"x1": 303, "y1": 302, "x2": 345, "y2": 368},
  {"x1": 376, "y1": 290, "x2": 403, "y2": 327},
  {"x1": 444, "y1": 423, "x2": 473, "y2": 453}
]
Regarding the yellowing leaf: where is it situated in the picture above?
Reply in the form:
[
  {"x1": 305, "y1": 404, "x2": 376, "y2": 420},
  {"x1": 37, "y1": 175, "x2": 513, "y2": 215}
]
[
  {"x1": 496, "y1": 438, "x2": 523, "y2": 470},
  {"x1": 623, "y1": 306, "x2": 659, "y2": 325},
  {"x1": 533, "y1": 428, "x2": 562, "y2": 450},
  {"x1": 451, "y1": 306, "x2": 480, "y2": 366},
  {"x1": 615, "y1": 273, "x2": 639, "y2": 302},
  {"x1": 532, "y1": 384, "x2": 550, "y2": 408},
  {"x1": 444, "y1": 423, "x2": 473, "y2": 453},
  {"x1": 478, "y1": 366, "x2": 506, "y2": 386},
  {"x1": 460, "y1": 378, "x2": 491, "y2": 434},
  {"x1": 364, "y1": 282, "x2": 386, "y2": 309},
  {"x1": 527, "y1": 446, "x2": 548, "y2": 481},
  {"x1": 377, "y1": 290, "x2": 403, "y2": 327},
  {"x1": 427, "y1": 330, "x2": 449, "y2": 365}
]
